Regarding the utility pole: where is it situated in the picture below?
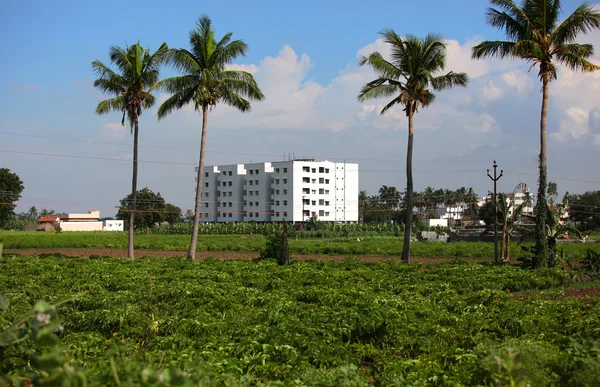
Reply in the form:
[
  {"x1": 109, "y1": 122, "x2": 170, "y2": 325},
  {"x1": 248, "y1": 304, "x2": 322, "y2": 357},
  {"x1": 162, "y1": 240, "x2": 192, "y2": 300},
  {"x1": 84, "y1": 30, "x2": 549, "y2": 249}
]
[{"x1": 487, "y1": 161, "x2": 503, "y2": 263}]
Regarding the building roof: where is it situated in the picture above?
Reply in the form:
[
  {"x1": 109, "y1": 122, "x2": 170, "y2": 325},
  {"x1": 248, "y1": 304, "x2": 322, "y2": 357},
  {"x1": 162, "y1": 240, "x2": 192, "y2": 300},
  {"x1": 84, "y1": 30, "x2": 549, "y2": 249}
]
[{"x1": 39, "y1": 217, "x2": 59, "y2": 222}]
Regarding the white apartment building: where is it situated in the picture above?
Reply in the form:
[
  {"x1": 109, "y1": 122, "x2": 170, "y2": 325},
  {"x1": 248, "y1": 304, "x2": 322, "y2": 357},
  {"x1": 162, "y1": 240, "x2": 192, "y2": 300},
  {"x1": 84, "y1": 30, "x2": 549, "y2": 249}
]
[
  {"x1": 479, "y1": 187, "x2": 535, "y2": 216},
  {"x1": 195, "y1": 159, "x2": 359, "y2": 223}
]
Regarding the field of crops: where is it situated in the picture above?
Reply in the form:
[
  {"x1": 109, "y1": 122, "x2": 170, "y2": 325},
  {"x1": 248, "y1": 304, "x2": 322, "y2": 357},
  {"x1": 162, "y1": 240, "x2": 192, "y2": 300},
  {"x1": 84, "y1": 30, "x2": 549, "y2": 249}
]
[
  {"x1": 1, "y1": 254, "x2": 599, "y2": 385},
  {"x1": 2, "y1": 231, "x2": 596, "y2": 259}
]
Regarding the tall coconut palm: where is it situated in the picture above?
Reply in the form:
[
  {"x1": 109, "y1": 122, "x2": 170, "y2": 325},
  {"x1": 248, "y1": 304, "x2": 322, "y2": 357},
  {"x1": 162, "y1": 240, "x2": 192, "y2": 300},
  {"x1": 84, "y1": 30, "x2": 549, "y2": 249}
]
[
  {"x1": 472, "y1": 0, "x2": 600, "y2": 268},
  {"x1": 93, "y1": 42, "x2": 169, "y2": 258},
  {"x1": 156, "y1": 16, "x2": 264, "y2": 260},
  {"x1": 358, "y1": 31, "x2": 468, "y2": 263}
]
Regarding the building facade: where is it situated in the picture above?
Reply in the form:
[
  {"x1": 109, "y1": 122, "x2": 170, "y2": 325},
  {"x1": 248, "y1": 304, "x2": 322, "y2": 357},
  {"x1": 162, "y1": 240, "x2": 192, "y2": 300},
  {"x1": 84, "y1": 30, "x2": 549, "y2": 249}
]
[{"x1": 195, "y1": 160, "x2": 359, "y2": 223}]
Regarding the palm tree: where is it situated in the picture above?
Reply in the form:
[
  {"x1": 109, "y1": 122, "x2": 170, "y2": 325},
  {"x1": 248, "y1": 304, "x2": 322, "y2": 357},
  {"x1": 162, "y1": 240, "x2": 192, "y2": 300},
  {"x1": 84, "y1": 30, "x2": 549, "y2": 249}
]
[
  {"x1": 472, "y1": 0, "x2": 600, "y2": 268},
  {"x1": 93, "y1": 42, "x2": 169, "y2": 258},
  {"x1": 359, "y1": 31, "x2": 468, "y2": 263},
  {"x1": 156, "y1": 16, "x2": 265, "y2": 260}
]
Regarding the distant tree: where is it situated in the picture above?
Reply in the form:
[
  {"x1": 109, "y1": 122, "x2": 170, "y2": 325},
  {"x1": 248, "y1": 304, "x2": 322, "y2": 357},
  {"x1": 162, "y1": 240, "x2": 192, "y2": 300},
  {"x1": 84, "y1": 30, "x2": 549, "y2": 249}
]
[
  {"x1": 93, "y1": 41, "x2": 169, "y2": 258},
  {"x1": 0, "y1": 168, "x2": 24, "y2": 229},
  {"x1": 156, "y1": 16, "x2": 265, "y2": 260},
  {"x1": 547, "y1": 181, "x2": 558, "y2": 206},
  {"x1": 568, "y1": 191, "x2": 600, "y2": 231},
  {"x1": 479, "y1": 200, "x2": 497, "y2": 226},
  {"x1": 39, "y1": 209, "x2": 56, "y2": 217},
  {"x1": 473, "y1": 0, "x2": 600, "y2": 268},
  {"x1": 358, "y1": 31, "x2": 468, "y2": 263},
  {"x1": 116, "y1": 188, "x2": 181, "y2": 231},
  {"x1": 17, "y1": 206, "x2": 38, "y2": 222}
]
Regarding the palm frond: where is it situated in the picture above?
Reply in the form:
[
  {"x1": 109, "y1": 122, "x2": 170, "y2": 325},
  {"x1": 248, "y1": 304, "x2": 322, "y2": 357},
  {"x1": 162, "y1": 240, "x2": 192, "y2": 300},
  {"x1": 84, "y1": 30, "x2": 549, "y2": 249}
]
[
  {"x1": 554, "y1": 51, "x2": 600, "y2": 72},
  {"x1": 380, "y1": 96, "x2": 403, "y2": 115},
  {"x1": 359, "y1": 52, "x2": 403, "y2": 79},
  {"x1": 93, "y1": 77, "x2": 124, "y2": 95},
  {"x1": 431, "y1": 71, "x2": 469, "y2": 90},
  {"x1": 157, "y1": 88, "x2": 198, "y2": 120},
  {"x1": 486, "y1": 7, "x2": 527, "y2": 41},
  {"x1": 357, "y1": 82, "x2": 399, "y2": 102},
  {"x1": 212, "y1": 40, "x2": 248, "y2": 67},
  {"x1": 551, "y1": 3, "x2": 600, "y2": 45},
  {"x1": 555, "y1": 43, "x2": 594, "y2": 57},
  {"x1": 95, "y1": 96, "x2": 126, "y2": 116},
  {"x1": 168, "y1": 48, "x2": 201, "y2": 75},
  {"x1": 153, "y1": 75, "x2": 199, "y2": 94},
  {"x1": 472, "y1": 40, "x2": 518, "y2": 59},
  {"x1": 220, "y1": 91, "x2": 251, "y2": 112}
]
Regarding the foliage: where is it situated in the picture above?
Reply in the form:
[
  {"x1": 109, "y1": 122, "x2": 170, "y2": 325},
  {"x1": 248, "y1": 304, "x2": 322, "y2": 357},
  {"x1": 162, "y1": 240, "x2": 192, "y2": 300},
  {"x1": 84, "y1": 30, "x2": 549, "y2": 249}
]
[
  {"x1": 479, "y1": 200, "x2": 497, "y2": 226},
  {"x1": 582, "y1": 249, "x2": 600, "y2": 272},
  {"x1": 260, "y1": 223, "x2": 291, "y2": 265},
  {"x1": 2, "y1": 255, "x2": 600, "y2": 385},
  {"x1": 0, "y1": 168, "x2": 24, "y2": 229},
  {"x1": 116, "y1": 187, "x2": 182, "y2": 230},
  {"x1": 567, "y1": 190, "x2": 600, "y2": 231}
]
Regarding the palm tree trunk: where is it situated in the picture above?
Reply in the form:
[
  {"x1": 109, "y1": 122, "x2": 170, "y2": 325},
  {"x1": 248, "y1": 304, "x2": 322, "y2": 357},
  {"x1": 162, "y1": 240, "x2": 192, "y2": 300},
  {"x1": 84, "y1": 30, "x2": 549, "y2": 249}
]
[
  {"x1": 128, "y1": 116, "x2": 139, "y2": 259},
  {"x1": 401, "y1": 107, "x2": 415, "y2": 264},
  {"x1": 187, "y1": 106, "x2": 208, "y2": 260},
  {"x1": 534, "y1": 74, "x2": 550, "y2": 268}
]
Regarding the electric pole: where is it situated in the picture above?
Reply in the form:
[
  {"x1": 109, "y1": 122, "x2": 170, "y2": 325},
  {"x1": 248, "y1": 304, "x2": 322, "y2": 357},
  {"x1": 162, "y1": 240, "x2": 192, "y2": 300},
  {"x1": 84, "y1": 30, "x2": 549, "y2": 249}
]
[{"x1": 487, "y1": 161, "x2": 503, "y2": 263}]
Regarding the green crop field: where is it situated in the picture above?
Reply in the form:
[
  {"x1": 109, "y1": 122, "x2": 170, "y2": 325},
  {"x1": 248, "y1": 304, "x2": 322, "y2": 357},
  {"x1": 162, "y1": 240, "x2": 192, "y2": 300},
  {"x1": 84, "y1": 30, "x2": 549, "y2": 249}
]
[
  {"x1": 1, "y1": 231, "x2": 596, "y2": 259},
  {"x1": 1, "y1": 254, "x2": 600, "y2": 385}
]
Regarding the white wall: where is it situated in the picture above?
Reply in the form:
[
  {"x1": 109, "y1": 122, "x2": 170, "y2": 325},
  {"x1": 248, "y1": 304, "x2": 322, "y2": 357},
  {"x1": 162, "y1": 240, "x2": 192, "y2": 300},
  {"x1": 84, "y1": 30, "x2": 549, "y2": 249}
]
[
  {"x1": 59, "y1": 222, "x2": 103, "y2": 232},
  {"x1": 427, "y1": 219, "x2": 448, "y2": 227},
  {"x1": 103, "y1": 220, "x2": 124, "y2": 231}
]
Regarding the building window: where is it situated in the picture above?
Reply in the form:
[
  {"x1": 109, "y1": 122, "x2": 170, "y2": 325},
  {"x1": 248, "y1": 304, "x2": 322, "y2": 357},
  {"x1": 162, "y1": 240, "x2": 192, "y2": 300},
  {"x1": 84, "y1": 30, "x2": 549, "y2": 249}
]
[
  {"x1": 283, "y1": 211, "x2": 288, "y2": 217},
  {"x1": 271, "y1": 189, "x2": 275, "y2": 194},
  {"x1": 303, "y1": 210, "x2": 310, "y2": 216},
  {"x1": 275, "y1": 179, "x2": 280, "y2": 184},
  {"x1": 319, "y1": 199, "x2": 324, "y2": 205},
  {"x1": 222, "y1": 171, "x2": 226, "y2": 176},
  {"x1": 255, "y1": 169, "x2": 259, "y2": 174},
  {"x1": 303, "y1": 199, "x2": 310, "y2": 205},
  {"x1": 311, "y1": 168, "x2": 316, "y2": 173},
  {"x1": 205, "y1": 182, "x2": 209, "y2": 187},
  {"x1": 283, "y1": 189, "x2": 288, "y2": 194},
  {"x1": 312, "y1": 200, "x2": 316, "y2": 205},
  {"x1": 319, "y1": 178, "x2": 324, "y2": 184},
  {"x1": 255, "y1": 191, "x2": 259, "y2": 195},
  {"x1": 255, "y1": 212, "x2": 259, "y2": 217},
  {"x1": 325, "y1": 201, "x2": 330, "y2": 206},
  {"x1": 276, "y1": 212, "x2": 280, "y2": 217},
  {"x1": 319, "y1": 189, "x2": 324, "y2": 194},
  {"x1": 312, "y1": 190, "x2": 316, "y2": 194},
  {"x1": 250, "y1": 170, "x2": 253, "y2": 175},
  {"x1": 204, "y1": 203, "x2": 209, "y2": 208},
  {"x1": 325, "y1": 212, "x2": 330, "y2": 216},
  {"x1": 303, "y1": 177, "x2": 310, "y2": 183},
  {"x1": 302, "y1": 166, "x2": 310, "y2": 172},
  {"x1": 283, "y1": 200, "x2": 288, "y2": 205},
  {"x1": 205, "y1": 172, "x2": 209, "y2": 177},
  {"x1": 283, "y1": 168, "x2": 287, "y2": 173},
  {"x1": 217, "y1": 191, "x2": 221, "y2": 197},
  {"x1": 303, "y1": 188, "x2": 310, "y2": 194},
  {"x1": 249, "y1": 181, "x2": 253, "y2": 185},
  {"x1": 228, "y1": 181, "x2": 232, "y2": 186},
  {"x1": 325, "y1": 190, "x2": 330, "y2": 194},
  {"x1": 319, "y1": 167, "x2": 324, "y2": 173},
  {"x1": 217, "y1": 181, "x2": 220, "y2": 187},
  {"x1": 249, "y1": 202, "x2": 253, "y2": 207},
  {"x1": 249, "y1": 191, "x2": 253, "y2": 196},
  {"x1": 325, "y1": 179, "x2": 330, "y2": 184},
  {"x1": 312, "y1": 179, "x2": 316, "y2": 184},
  {"x1": 205, "y1": 192, "x2": 209, "y2": 197},
  {"x1": 229, "y1": 202, "x2": 233, "y2": 207},
  {"x1": 229, "y1": 213, "x2": 232, "y2": 217},
  {"x1": 228, "y1": 192, "x2": 232, "y2": 197},
  {"x1": 283, "y1": 178, "x2": 287, "y2": 184},
  {"x1": 276, "y1": 190, "x2": 280, "y2": 194},
  {"x1": 275, "y1": 168, "x2": 280, "y2": 173},
  {"x1": 325, "y1": 168, "x2": 329, "y2": 173},
  {"x1": 249, "y1": 213, "x2": 253, "y2": 218},
  {"x1": 276, "y1": 201, "x2": 280, "y2": 206},
  {"x1": 319, "y1": 210, "x2": 324, "y2": 216},
  {"x1": 255, "y1": 201, "x2": 259, "y2": 206}
]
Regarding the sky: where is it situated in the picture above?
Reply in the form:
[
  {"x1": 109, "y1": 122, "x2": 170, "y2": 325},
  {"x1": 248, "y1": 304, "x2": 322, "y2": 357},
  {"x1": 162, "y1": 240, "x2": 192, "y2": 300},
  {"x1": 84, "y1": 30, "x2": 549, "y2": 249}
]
[{"x1": 1, "y1": 0, "x2": 599, "y2": 217}]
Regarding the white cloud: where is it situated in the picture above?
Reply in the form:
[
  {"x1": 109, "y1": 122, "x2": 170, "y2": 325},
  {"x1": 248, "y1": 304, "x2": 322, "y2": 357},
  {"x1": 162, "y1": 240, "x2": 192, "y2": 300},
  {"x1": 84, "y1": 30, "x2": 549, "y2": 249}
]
[
  {"x1": 464, "y1": 113, "x2": 500, "y2": 133},
  {"x1": 327, "y1": 121, "x2": 346, "y2": 132},
  {"x1": 552, "y1": 107, "x2": 596, "y2": 144},
  {"x1": 482, "y1": 81, "x2": 503, "y2": 101},
  {"x1": 501, "y1": 70, "x2": 534, "y2": 95},
  {"x1": 102, "y1": 122, "x2": 126, "y2": 139}
]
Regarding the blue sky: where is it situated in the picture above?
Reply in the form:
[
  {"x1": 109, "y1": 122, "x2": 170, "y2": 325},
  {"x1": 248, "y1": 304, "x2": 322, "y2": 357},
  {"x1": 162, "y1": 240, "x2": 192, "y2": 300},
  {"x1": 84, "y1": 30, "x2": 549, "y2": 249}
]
[{"x1": 1, "y1": 0, "x2": 599, "y2": 216}]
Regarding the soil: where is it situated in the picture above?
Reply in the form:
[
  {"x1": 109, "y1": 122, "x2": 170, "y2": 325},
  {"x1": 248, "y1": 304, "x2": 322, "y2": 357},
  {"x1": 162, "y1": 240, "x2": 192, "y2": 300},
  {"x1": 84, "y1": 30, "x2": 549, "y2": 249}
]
[{"x1": 5, "y1": 248, "x2": 495, "y2": 264}]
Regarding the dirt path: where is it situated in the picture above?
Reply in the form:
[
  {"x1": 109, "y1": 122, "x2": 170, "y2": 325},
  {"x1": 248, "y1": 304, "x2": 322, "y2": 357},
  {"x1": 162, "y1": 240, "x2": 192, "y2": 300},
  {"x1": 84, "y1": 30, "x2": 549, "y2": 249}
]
[{"x1": 5, "y1": 248, "x2": 495, "y2": 264}]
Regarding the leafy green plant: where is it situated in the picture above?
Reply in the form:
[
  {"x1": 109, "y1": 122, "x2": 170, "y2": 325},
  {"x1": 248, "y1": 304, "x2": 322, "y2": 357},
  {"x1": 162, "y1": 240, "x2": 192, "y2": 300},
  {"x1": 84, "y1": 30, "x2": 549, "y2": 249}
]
[{"x1": 582, "y1": 249, "x2": 600, "y2": 272}]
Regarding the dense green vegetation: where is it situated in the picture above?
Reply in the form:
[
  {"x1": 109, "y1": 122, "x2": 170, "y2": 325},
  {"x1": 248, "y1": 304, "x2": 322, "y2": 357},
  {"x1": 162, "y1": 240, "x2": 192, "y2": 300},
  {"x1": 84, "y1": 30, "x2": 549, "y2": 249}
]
[
  {"x1": 2, "y1": 231, "x2": 595, "y2": 259},
  {"x1": 2, "y1": 254, "x2": 599, "y2": 385}
]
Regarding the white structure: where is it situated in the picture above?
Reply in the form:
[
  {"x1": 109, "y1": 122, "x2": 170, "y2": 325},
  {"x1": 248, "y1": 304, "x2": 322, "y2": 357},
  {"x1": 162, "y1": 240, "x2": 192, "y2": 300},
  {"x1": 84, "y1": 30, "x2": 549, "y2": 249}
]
[
  {"x1": 427, "y1": 219, "x2": 448, "y2": 227},
  {"x1": 436, "y1": 204, "x2": 464, "y2": 221},
  {"x1": 196, "y1": 159, "x2": 359, "y2": 223},
  {"x1": 480, "y1": 187, "x2": 534, "y2": 216},
  {"x1": 41, "y1": 210, "x2": 124, "y2": 232}
]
